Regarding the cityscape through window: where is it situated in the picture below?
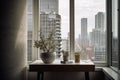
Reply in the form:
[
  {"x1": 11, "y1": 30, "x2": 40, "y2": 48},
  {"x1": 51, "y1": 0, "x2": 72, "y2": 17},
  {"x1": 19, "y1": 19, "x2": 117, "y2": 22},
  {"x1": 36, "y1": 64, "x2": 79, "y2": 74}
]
[
  {"x1": 75, "y1": 0, "x2": 106, "y2": 63},
  {"x1": 27, "y1": 0, "x2": 106, "y2": 64}
]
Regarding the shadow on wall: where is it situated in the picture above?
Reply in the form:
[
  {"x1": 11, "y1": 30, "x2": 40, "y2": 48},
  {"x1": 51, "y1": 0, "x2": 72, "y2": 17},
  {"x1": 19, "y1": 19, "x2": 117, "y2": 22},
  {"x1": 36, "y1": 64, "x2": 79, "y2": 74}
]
[{"x1": 0, "y1": 0, "x2": 27, "y2": 80}]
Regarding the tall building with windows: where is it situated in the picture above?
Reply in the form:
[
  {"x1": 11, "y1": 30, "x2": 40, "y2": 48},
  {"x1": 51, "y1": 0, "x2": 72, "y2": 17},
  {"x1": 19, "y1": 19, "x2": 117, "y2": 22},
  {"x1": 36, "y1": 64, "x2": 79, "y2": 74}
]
[
  {"x1": 81, "y1": 18, "x2": 88, "y2": 48},
  {"x1": 40, "y1": 0, "x2": 58, "y2": 14},
  {"x1": 90, "y1": 29, "x2": 105, "y2": 46},
  {"x1": 40, "y1": 13, "x2": 61, "y2": 56},
  {"x1": 27, "y1": 0, "x2": 61, "y2": 62},
  {"x1": 95, "y1": 12, "x2": 105, "y2": 31},
  {"x1": 40, "y1": 0, "x2": 61, "y2": 56},
  {"x1": 90, "y1": 29, "x2": 106, "y2": 61},
  {"x1": 90, "y1": 12, "x2": 106, "y2": 62}
]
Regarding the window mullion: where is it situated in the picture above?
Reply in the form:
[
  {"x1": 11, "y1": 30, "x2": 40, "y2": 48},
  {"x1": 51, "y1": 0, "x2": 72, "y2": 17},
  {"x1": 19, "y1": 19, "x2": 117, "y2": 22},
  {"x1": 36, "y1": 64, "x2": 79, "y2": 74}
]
[
  {"x1": 106, "y1": 0, "x2": 112, "y2": 67},
  {"x1": 70, "y1": 0, "x2": 75, "y2": 59},
  {"x1": 118, "y1": 0, "x2": 120, "y2": 69},
  {"x1": 32, "y1": 0, "x2": 39, "y2": 61}
]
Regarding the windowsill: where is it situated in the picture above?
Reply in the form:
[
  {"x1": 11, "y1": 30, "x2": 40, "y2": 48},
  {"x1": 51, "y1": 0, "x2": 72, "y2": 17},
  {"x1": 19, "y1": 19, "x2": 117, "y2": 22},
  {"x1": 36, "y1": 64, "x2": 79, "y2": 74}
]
[
  {"x1": 102, "y1": 67, "x2": 120, "y2": 80},
  {"x1": 95, "y1": 67, "x2": 120, "y2": 80}
]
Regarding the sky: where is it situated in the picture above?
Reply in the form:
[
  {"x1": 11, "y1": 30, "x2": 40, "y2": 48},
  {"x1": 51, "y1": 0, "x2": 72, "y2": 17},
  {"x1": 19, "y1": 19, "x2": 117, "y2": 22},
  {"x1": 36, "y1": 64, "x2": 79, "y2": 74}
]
[{"x1": 59, "y1": 0, "x2": 105, "y2": 39}]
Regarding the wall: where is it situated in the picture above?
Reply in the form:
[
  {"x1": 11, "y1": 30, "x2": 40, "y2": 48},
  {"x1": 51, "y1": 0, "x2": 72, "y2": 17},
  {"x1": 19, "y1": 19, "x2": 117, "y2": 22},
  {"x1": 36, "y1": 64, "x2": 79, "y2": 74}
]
[{"x1": 0, "y1": 0, "x2": 27, "y2": 80}]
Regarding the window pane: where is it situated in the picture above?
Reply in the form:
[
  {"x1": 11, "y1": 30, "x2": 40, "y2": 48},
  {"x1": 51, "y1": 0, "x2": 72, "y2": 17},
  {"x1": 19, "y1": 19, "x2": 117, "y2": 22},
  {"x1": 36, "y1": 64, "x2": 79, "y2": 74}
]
[
  {"x1": 75, "y1": 0, "x2": 106, "y2": 63},
  {"x1": 39, "y1": 0, "x2": 69, "y2": 58},
  {"x1": 112, "y1": 0, "x2": 118, "y2": 68},
  {"x1": 59, "y1": 0, "x2": 70, "y2": 56}
]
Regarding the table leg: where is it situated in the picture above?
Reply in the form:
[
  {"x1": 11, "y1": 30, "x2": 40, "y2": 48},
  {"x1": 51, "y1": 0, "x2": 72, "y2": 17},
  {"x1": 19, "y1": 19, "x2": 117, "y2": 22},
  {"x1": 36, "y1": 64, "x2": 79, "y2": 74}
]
[
  {"x1": 37, "y1": 72, "x2": 44, "y2": 80},
  {"x1": 37, "y1": 72, "x2": 40, "y2": 80},
  {"x1": 85, "y1": 72, "x2": 89, "y2": 80}
]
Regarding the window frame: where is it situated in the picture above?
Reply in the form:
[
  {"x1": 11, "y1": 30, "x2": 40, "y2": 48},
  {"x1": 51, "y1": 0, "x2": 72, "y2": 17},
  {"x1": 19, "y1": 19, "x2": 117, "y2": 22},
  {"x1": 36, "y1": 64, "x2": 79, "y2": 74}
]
[
  {"x1": 119, "y1": 0, "x2": 120, "y2": 71},
  {"x1": 107, "y1": 0, "x2": 120, "y2": 73},
  {"x1": 32, "y1": 0, "x2": 39, "y2": 61},
  {"x1": 106, "y1": 0, "x2": 112, "y2": 67},
  {"x1": 32, "y1": 0, "x2": 108, "y2": 66}
]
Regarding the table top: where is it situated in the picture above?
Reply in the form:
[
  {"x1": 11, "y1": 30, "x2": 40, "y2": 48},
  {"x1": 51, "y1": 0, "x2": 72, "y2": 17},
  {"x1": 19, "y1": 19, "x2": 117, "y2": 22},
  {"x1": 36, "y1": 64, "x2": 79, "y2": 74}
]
[
  {"x1": 29, "y1": 60, "x2": 95, "y2": 72},
  {"x1": 30, "y1": 59, "x2": 94, "y2": 65}
]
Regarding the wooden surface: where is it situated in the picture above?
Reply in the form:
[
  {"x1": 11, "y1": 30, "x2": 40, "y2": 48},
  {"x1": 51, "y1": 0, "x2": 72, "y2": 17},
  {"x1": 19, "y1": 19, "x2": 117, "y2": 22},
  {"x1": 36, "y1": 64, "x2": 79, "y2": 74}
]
[{"x1": 29, "y1": 60, "x2": 95, "y2": 72}]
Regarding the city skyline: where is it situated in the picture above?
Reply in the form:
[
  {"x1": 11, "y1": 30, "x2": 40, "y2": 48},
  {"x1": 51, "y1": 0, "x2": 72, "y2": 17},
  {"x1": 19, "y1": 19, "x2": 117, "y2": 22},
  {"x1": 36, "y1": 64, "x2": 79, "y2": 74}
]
[
  {"x1": 27, "y1": 0, "x2": 106, "y2": 62},
  {"x1": 27, "y1": 0, "x2": 106, "y2": 39},
  {"x1": 59, "y1": 0, "x2": 105, "y2": 38}
]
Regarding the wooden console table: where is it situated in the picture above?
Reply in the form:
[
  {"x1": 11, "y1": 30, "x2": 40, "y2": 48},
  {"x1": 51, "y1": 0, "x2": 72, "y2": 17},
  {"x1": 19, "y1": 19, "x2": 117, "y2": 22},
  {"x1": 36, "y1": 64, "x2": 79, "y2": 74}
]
[{"x1": 29, "y1": 60, "x2": 95, "y2": 80}]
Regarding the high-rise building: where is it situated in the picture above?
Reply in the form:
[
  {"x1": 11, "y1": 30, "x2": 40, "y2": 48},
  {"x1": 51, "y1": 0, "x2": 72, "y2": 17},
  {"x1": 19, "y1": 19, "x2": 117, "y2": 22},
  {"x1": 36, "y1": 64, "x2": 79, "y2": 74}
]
[
  {"x1": 90, "y1": 29, "x2": 105, "y2": 46},
  {"x1": 40, "y1": 0, "x2": 61, "y2": 56},
  {"x1": 90, "y1": 29, "x2": 106, "y2": 61},
  {"x1": 81, "y1": 18, "x2": 87, "y2": 39},
  {"x1": 40, "y1": 0, "x2": 58, "y2": 14},
  {"x1": 94, "y1": 46, "x2": 106, "y2": 62},
  {"x1": 81, "y1": 18, "x2": 88, "y2": 48},
  {"x1": 27, "y1": 0, "x2": 61, "y2": 62},
  {"x1": 95, "y1": 12, "x2": 105, "y2": 31},
  {"x1": 90, "y1": 12, "x2": 106, "y2": 62},
  {"x1": 40, "y1": 13, "x2": 61, "y2": 56}
]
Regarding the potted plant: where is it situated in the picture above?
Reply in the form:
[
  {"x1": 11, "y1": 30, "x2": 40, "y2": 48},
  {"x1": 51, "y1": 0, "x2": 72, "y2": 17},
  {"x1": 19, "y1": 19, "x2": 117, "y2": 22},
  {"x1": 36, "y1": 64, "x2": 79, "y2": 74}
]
[
  {"x1": 34, "y1": 31, "x2": 56, "y2": 64},
  {"x1": 74, "y1": 52, "x2": 80, "y2": 63},
  {"x1": 62, "y1": 50, "x2": 69, "y2": 62}
]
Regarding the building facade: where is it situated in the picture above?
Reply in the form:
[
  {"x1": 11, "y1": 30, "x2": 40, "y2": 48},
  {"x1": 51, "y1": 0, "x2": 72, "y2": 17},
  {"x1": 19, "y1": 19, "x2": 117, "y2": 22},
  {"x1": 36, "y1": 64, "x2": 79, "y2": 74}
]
[
  {"x1": 40, "y1": 0, "x2": 61, "y2": 56},
  {"x1": 27, "y1": 0, "x2": 61, "y2": 62},
  {"x1": 95, "y1": 12, "x2": 105, "y2": 31},
  {"x1": 40, "y1": 13, "x2": 61, "y2": 56},
  {"x1": 81, "y1": 18, "x2": 89, "y2": 48},
  {"x1": 40, "y1": 0, "x2": 58, "y2": 14},
  {"x1": 90, "y1": 12, "x2": 106, "y2": 62}
]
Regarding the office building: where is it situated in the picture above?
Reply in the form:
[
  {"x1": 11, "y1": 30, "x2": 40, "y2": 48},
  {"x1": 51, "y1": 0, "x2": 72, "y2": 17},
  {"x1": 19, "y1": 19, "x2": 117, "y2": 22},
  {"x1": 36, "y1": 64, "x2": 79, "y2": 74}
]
[
  {"x1": 90, "y1": 12, "x2": 106, "y2": 61},
  {"x1": 40, "y1": 0, "x2": 61, "y2": 56},
  {"x1": 95, "y1": 12, "x2": 105, "y2": 31},
  {"x1": 27, "y1": 0, "x2": 61, "y2": 60},
  {"x1": 81, "y1": 18, "x2": 88, "y2": 48},
  {"x1": 40, "y1": 13, "x2": 61, "y2": 56},
  {"x1": 40, "y1": 0, "x2": 58, "y2": 14}
]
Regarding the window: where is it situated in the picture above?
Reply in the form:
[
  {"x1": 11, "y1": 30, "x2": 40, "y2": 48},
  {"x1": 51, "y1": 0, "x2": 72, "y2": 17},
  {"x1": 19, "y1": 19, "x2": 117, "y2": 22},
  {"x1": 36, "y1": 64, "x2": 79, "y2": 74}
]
[
  {"x1": 59, "y1": 0, "x2": 70, "y2": 54},
  {"x1": 75, "y1": 0, "x2": 106, "y2": 64},
  {"x1": 111, "y1": 0, "x2": 119, "y2": 70},
  {"x1": 39, "y1": 0, "x2": 69, "y2": 58},
  {"x1": 27, "y1": 0, "x2": 107, "y2": 65}
]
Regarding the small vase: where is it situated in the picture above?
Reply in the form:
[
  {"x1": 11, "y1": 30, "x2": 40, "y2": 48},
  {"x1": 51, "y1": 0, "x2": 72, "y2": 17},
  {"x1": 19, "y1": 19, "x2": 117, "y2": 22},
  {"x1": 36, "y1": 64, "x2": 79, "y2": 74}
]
[
  {"x1": 75, "y1": 55, "x2": 80, "y2": 63},
  {"x1": 40, "y1": 52, "x2": 55, "y2": 64},
  {"x1": 63, "y1": 56, "x2": 69, "y2": 62}
]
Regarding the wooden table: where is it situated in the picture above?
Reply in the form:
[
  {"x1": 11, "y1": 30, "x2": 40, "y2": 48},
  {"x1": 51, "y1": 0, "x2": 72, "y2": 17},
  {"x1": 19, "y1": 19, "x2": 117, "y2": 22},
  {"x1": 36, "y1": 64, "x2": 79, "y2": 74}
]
[{"x1": 29, "y1": 60, "x2": 95, "y2": 80}]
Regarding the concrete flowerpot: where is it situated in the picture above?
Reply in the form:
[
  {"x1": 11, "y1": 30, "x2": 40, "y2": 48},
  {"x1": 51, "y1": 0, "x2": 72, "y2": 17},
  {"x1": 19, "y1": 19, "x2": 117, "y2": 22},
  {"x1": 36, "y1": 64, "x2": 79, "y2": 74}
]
[
  {"x1": 75, "y1": 54, "x2": 80, "y2": 63},
  {"x1": 63, "y1": 55, "x2": 69, "y2": 62},
  {"x1": 40, "y1": 52, "x2": 55, "y2": 64}
]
